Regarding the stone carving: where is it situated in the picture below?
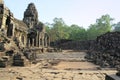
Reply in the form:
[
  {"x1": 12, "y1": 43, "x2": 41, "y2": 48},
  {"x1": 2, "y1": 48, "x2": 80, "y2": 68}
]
[
  {"x1": 23, "y1": 3, "x2": 38, "y2": 28},
  {"x1": 23, "y1": 3, "x2": 50, "y2": 48}
]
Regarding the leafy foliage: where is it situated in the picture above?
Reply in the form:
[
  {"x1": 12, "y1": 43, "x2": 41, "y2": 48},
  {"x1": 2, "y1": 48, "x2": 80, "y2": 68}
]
[
  {"x1": 87, "y1": 14, "x2": 113, "y2": 40},
  {"x1": 114, "y1": 22, "x2": 120, "y2": 31},
  {"x1": 45, "y1": 14, "x2": 114, "y2": 41}
]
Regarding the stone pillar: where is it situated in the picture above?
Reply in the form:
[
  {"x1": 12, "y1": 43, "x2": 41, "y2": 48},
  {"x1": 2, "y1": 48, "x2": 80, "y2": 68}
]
[
  {"x1": 42, "y1": 38, "x2": 44, "y2": 48},
  {"x1": 24, "y1": 35, "x2": 27, "y2": 47},
  {"x1": 34, "y1": 38, "x2": 36, "y2": 46},
  {"x1": 45, "y1": 37, "x2": 47, "y2": 47},
  {"x1": 29, "y1": 39, "x2": 30, "y2": 47},
  {"x1": 39, "y1": 33, "x2": 42, "y2": 47},
  {"x1": 41, "y1": 32, "x2": 44, "y2": 48},
  {"x1": 30, "y1": 38, "x2": 32, "y2": 47},
  {"x1": 47, "y1": 37, "x2": 50, "y2": 47},
  {"x1": 27, "y1": 38, "x2": 30, "y2": 47},
  {"x1": 32, "y1": 38, "x2": 34, "y2": 47},
  {"x1": 36, "y1": 31, "x2": 39, "y2": 47},
  {"x1": 39, "y1": 35, "x2": 41, "y2": 47},
  {"x1": 40, "y1": 39, "x2": 42, "y2": 46}
]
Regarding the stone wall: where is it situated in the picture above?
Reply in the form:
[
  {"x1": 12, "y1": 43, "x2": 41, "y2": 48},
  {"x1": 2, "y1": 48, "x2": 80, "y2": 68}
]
[{"x1": 53, "y1": 39, "x2": 94, "y2": 51}]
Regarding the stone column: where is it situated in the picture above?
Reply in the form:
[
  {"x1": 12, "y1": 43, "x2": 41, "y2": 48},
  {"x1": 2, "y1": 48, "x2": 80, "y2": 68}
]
[
  {"x1": 36, "y1": 31, "x2": 39, "y2": 47},
  {"x1": 30, "y1": 38, "x2": 32, "y2": 47},
  {"x1": 39, "y1": 34, "x2": 41, "y2": 47},
  {"x1": 45, "y1": 37, "x2": 47, "y2": 47},
  {"x1": 24, "y1": 35, "x2": 27, "y2": 47},
  {"x1": 39, "y1": 33, "x2": 42, "y2": 47},
  {"x1": 42, "y1": 38, "x2": 44, "y2": 48},
  {"x1": 42, "y1": 32, "x2": 44, "y2": 48},
  {"x1": 27, "y1": 38, "x2": 30, "y2": 47},
  {"x1": 47, "y1": 37, "x2": 50, "y2": 47},
  {"x1": 29, "y1": 39, "x2": 31, "y2": 47},
  {"x1": 32, "y1": 38, "x2": 34, "y2": 47},
  {"x1": 34, "y1": 38, "x2": 36, "y2": 46}
]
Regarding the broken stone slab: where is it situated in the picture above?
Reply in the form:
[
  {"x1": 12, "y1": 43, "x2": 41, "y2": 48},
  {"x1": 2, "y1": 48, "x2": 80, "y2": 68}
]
[{"x1": 106, "y1": 74, "x2": 120, "y2": 80}]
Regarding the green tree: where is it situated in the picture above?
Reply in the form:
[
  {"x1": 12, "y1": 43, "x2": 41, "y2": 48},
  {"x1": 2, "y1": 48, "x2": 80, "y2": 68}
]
[
  {"x1": 96, "y1": 14, "x2": 113, "y2": 34},
  {"x1": 87, "y1": 24, "x2": 98, "y2": 40},
  {"x1": 69, "y1": 24, "x2": 87, "y2": 40},
  {"x1": 45, "y1": 18, "x2": 70, "y2": 41},
  {"x1": 114, "y1": 22, "x2": 120, "y2": 31},
  {"x1": 87, "y1": 14, "x2": 113, "y2": 40}
]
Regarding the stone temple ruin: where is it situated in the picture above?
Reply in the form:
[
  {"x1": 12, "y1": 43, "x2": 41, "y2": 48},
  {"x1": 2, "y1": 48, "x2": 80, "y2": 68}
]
[
  {"x1": 0, "y1": 1, "x2": 120, "y2": 80},
  {"x1": 0, "y1": 1, "x2": 49, "y2": 49},
  {"x1": 23, "y1": 3, "x2": 50, "y2": 48},
  {"x1": 0, "y1": 0, "x2": 50, "y2": 67}
]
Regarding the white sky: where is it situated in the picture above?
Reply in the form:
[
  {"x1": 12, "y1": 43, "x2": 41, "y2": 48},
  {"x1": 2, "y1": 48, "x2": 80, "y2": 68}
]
[{"x1": 4, "y1": 0, "x2": 120, "y2": 28}]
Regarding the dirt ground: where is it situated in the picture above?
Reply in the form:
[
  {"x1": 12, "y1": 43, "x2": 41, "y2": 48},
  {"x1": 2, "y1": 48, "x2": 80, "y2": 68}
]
[
  {"x1": 52, "y1": 61, "x2": 99, "y2": 70},
  {"x1": 0, "y1": 50, "x2": 117, "y2": 80}
]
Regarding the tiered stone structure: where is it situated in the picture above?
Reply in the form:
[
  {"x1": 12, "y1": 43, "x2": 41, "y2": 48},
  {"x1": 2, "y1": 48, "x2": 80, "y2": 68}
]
[
  {"x1": 0, "y1": 1, "x2": 28, "y2": 48},
  {"x1": 0, "y1": 1, "x2": 49, "y2": 50},
  {"x1": 23, "y1": 3, "x2": 49, "y2": 48}
]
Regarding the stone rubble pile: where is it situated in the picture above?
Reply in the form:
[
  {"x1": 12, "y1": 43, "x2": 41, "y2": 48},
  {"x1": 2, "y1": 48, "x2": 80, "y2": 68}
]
[{"x1": 86, "y1": 32, "x2": 120, "y2": 69}]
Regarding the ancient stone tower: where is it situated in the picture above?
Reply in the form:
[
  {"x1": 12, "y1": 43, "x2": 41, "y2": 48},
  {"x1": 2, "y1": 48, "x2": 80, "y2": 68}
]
[
  {"x1": 23, "y1": 3, "x2": 50, "y2": 48},
  {"x1": 23, "y1": 3, "x2": 38, "y2": 28}
]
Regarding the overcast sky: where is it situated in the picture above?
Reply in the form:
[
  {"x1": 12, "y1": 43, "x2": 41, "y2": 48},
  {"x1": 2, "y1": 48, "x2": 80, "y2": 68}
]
[{"x1": 4, "y1": 0, "x2": 120, "y2": 28}]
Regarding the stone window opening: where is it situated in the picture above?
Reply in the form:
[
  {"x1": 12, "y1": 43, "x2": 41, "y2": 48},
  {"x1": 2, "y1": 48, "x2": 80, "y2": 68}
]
[
  {"x1": 0, "y1": 5, "x2": 3, "y2": 14},
  {"x1": 6, "y1": 16, "x2": 13, "y2": 37}
]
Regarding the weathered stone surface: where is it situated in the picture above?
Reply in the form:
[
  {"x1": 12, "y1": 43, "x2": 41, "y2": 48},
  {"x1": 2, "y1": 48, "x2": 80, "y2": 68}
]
[
  {"x1": 0, "y1": 67, "x2": 109, "y2": 80},
  {"x1": 0, "y1": 42, "x2": 5, "y2": 51},
  {"x1": 0, "y1": 1, "x2": 50, "y2": 67},
  {"x1": 23, "y1": 3, "x2": 50, "y2": 49},
  {"x1": 53, "y1": 39, "x2": 95, "y2": 51},
  {"x1": 23, "y1": 3, "x2": 38, "y2": 28},
  {"x1": 86, "y1": 32, "x2": 120, "y2": 71},
  {"x1": 106, "y1": 74, "x2": 120, "y2": 80}
]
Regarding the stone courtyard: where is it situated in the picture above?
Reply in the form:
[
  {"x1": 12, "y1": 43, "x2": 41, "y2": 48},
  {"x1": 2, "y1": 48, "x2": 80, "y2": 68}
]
[{"x1": 0, "y1": 50, "x2": 117, "y2": 80}]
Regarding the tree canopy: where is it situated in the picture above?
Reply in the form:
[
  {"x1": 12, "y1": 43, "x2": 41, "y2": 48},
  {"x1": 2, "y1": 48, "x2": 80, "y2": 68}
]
[
  {"x1": 45, "y1": 14, "x2": 115, "y2": 42},
  {"x1": 114, "y1": 22, "x2": 120, "y2": 31},
  {"x1": 87, "y1": 14, "x2": 113, "y2": 40}
]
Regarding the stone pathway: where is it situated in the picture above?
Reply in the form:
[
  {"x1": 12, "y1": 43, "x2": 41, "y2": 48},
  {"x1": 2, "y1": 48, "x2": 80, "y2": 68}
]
[
  {"x1": 0, "y1": 67, "x2": 117, "y2": 80},
  {"x1": 37, "y1": 51, "x2": 86, "y2": 61},
  {"x1": 0, "y1": 51, "x2": 117, "y2": 80}
]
